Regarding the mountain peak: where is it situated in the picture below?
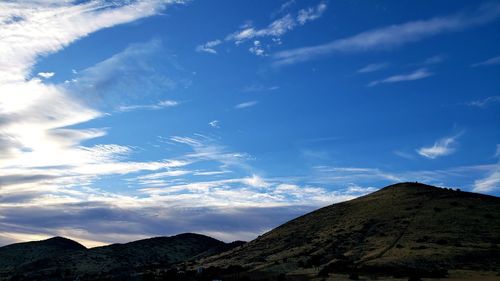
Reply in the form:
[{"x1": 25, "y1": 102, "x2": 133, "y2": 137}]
[
  {"x1": 43, "y1": 236, "x2": 86, "y2": 250},
  {"x1": 200, "y1": 183, "x2": 500, "y2": 277}
]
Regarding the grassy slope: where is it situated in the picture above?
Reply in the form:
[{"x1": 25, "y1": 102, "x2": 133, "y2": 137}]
[{"x1": 199, "y1": 183, "x2": 500, "y2": 275}]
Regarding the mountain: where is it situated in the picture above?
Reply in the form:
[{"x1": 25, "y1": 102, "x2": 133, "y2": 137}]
[
  {"x1": 2, "y1": 182, "x2": 499, "y2": 280},
  {"x1": 0, "y1": 233, "x2": 239, "y2": 280},
  {"x1": 198, "y1": 182, "x2": 500, "y2": 279},
  {"x1": 0, "y1": 237, "x2": 85, "y2": 270}
]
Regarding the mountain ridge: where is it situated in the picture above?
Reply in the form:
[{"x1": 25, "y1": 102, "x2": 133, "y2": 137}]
[
  {"x1": 1, "y1": 182, "x2": 499, "y2": 280},
  {"x1": 0, "y1": 233, "x2": 243, "y2": 280}
]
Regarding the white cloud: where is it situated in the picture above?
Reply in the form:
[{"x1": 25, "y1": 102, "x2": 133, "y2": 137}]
[
  {"x1": 275, "y1": 0, "x2": 296, "y2": 15},
  {"x1": 368, "y1": 68, "x2": 433, "y2": 86},
  {"x1": 311, "y1": 163, "x2": 497, "y2": 193},
  {"x1": 227, "y1": 14, "x2": 296, "y2": 43},
  {"x1": 357, "y1": 62, "x2": 389, "y2": 73},
  {"x1": 473, "y1": 166, "x2": 500, "y2": 193},
  {"x1": 473, "y1": 145, "x2": 500, "y2": 192},
  {"x1": 118, "y1": 100, "x2": 178, "y2": 112},
  {"x1": 466, "y1": 96, "x2": 500, "y2": 107},
  {"x1": 471, "y1": 55, "x2": 500, "y2": 67},
  {"x1": 249, "y1": 40, "x2": 265, "y2": 56},
  {"x1": 273, "y1": 2, "x2": 500, "y2": 65},
  {"x1": 242, "y1": 84, "x2": 279, "y2": 92},
  {"x1": 243, "y1": 174, "x2": 270, "y2": 188},
  {"x1": 420, "y1": 55, "x2": 446, "y2": 65},
  {"x1": 0, "y1": 0, "x2": 182, "y2": 83},
  {"x1": 0, "y1": 0, "x2": 182, "y2": 173},
  {"x1": 394, "y1": 150, "x2": 415, "y2": 160},
  {"x1": 195, "y1": 39, "x2": 222, "y2": 54},
  {"x1": 297, "y1": 2, "x2": 327, "y2": 25},
  {"x1": 37, "y1": 72, "x2": 55, "y2": 79},
  {"x1": 209, "y1": 120, "x2": 220, "y2": 128},
  {"x1": 417, "y1": 133, "x2": 462, "y2": 159},
  {"x1": 235, "y1": 100, "x2": 258, "y2": 109},
  {"x1": 68, "y1": 39, "x2": 188, "y2": 111},
  {"x1": 199, "y1": 2, "x2": 328, "y2": 56},
  {"x1": 0, "y1": 0, "x2": 355, "y2": 248},
  {"x1": 0, "y1": 0, "x2": 187, "y2": 227}
]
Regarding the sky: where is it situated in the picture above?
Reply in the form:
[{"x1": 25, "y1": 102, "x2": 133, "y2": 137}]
[{"x1": 0, "y1": 0, "x2": 499, "y2": 247}]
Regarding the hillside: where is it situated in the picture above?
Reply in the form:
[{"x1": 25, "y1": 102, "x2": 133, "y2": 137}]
[
  {"x1": 0, "y1": 233, "x2": 235, "y2": 280},
  {"x1": 0, "y1": 237, "x2": 85, "y2": 270},
  {"x1": 1, "y1": 183, "x2": 499, "y2": 280},
  {"x1": 198, "y1": 182, "x2": 500, "y2": 278}
]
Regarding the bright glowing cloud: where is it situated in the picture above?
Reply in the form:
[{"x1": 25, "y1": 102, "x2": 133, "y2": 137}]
[{"x1": 37, "y1": 72, "x2": 55, "y2": 79}]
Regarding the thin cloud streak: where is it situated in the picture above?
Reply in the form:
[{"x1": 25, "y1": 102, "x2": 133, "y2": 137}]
[
  {"x1": 473, "y1": 145, "x2": 500, "y2": 193},
  {"x1": 471, "y1": 55, "x2": 500, "y2": 67},
  {"x1": 273, "y1": 2, "x2": 500, "y2": 65},
  {"x1": 357, "y1": 62, "x2": 389, "y2": 73},
  {"x1": 235, "y1": 101, "x2": 259, "y2": 109},
  {"x1": 118, "y1": 100, "x2": 178, "y2": 112},
  {"x1": 368, "y1": 68, "x2": 433, "y2": 87},
  {"x1": 466, "y1": 96, "x2": 500, "y2": 107}
]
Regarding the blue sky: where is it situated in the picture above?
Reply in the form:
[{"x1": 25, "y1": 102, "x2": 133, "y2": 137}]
[{"x1": 0, "y1": 0, "x2": 499, "y2": 247}]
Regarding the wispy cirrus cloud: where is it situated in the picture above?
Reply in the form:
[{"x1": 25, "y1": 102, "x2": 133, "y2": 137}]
[
  {"x1": 0, "y1": 0, "x2": 182, "y2": 83},
  {"x1": 67, "y1": 39, "x2": 189, "y2": 111},
  {"x1": 310, "y1": 162, "x2": 498, "y2": 190},
  {"x1": 473, "y1": 145, "x2": 500, "y2": 193},
  {"x1": 417, "y1": 132, "x2": 463, "y2": 159},
  {"x1": 118, "y1": 100, "x2": 178, "y2": 112},
  {"x1": 466, "y1": 96, "x2": 500, "y2": 107},
  {"x1": 297, "y1": 2, "x2": 327, "y2": 25},
  {"x1": 0, "y1": 0, "x2": 184, "y2": 171},
  {"x1": 195, "y1": 39, "x2": 222, "y2": 54},
  {"x1": 0, "y1": 0, "x2": 190, "y2": 246},
  {"x1": 471, "y1": 55, "x2": 500, "y2": 67},
  {"x1": 227, "y1": 14, "x2": 294, "y2": 43},
  {"x1": 235, "y1": 100, "x2": 259, "y2": 109},
  {"x1": 357, "y1": 62, "x2": 390, "y2": 74},
  {"x1": 273, "y1": 2, "x2": 500, "y2": 65},
  {"x1": 198, "y1": 1, "x2": 327, "y2": 56},
  {"x1": 473, "y1": 165, "x2": 500, "y2": 193},
  {"x1": 1, "y1": 134, "x2": 364, "y2": 246},
  {"x1": 418, "y1": 54, "x2": 446, "y2": 65},
  {"x1": 367, "y1": 68, "x2": 433, "y2": 87}
]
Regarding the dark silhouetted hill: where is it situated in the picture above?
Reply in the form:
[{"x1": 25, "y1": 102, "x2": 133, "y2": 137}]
[
  {"x1": 0, "y1": 233, "x2": 240, "y2": 280},
  {"x1": 0, "y1": 236, "x2": 85, "y2": 270}
]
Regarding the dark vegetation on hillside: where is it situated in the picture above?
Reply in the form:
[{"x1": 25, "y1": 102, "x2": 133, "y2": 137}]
[
  {"x1": 1, "y1": 182, "x2": 499, "y2": 281},
  {"x1": 0, "y1": 233, "x2": 243, "y2": 281},
  {"x1": 198, "y1": 182, "x2": 500, "y2": 280}
]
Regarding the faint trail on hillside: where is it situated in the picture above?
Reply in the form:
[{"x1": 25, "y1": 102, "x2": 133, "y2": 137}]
[{"x1": 358, "y1": 195, "x2": 426, "y2": 266}]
